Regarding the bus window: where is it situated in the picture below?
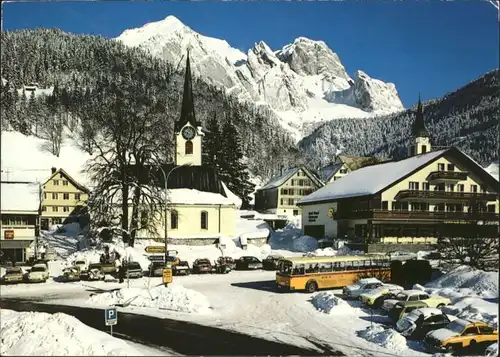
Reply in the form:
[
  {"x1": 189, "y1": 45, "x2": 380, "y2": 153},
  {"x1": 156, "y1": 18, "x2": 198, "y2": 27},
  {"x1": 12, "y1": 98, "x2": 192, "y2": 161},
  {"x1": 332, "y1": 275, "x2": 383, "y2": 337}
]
[
  {"x1": 280, "y1": 261, "x2": 293, "y2": 274},
  {"x1": 320, "y1": 263, "x2": 332, "y2": 272},
  {"x1": 305, "y1": 264, "x2": 314, "y2": 273},
  {"x1": 312, "y1": 263, "x2": 320, "y2": 273},
  {"x1": 344, "y1": 261, "x2": 353, "y2": 270},
  {"x1": 353, "y1": 260, "x2": 361, "y2": 270},
  {"x1": 293, "y1": 264, "x2": 305, "y2": 275}
]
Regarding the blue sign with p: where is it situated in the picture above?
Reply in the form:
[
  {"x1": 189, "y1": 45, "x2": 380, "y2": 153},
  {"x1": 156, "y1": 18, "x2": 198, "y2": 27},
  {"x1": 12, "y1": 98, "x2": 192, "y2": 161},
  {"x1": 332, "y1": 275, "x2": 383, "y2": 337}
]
[{"x1": 105, "y1": 307, "x2": 117, "y2": 326}]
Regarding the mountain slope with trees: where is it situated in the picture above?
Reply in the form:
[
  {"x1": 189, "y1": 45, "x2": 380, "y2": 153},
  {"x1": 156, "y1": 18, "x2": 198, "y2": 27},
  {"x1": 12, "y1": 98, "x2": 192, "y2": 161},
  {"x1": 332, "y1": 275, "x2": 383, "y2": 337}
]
[{"x1": 299, "y1": 69, "x2": 499, "y2": 170}]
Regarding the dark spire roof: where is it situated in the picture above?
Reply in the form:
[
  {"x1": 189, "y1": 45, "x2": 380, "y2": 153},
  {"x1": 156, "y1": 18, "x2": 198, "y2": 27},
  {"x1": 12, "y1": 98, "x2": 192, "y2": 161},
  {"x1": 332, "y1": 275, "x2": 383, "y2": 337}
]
[
  {"x1": 174, "y1": 50, "x2": 201, "y2": 132},
  {"x1": 412, "y1": 94, "x2": 429, "y2": 138}
]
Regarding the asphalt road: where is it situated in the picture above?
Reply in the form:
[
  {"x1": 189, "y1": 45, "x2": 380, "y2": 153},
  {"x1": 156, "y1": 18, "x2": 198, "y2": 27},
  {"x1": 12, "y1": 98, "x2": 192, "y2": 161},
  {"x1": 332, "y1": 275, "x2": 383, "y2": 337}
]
[{"x1": 0, "y1": 299, "x2": 343, "y2": 356}]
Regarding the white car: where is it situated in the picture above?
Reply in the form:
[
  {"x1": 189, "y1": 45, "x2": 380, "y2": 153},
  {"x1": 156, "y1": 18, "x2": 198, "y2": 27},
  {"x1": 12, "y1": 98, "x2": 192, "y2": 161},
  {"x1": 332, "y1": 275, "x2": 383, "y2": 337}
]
[
  {"x1": 27, "y1": 264, "x2": 49, "y2": 283},
  {"x1": 342, "y1": 278, "x2": 384, "y2": 299},
  {"x1": 73, "y1": 259, "x2": 88, "y2": 272},
  {"x1": 485, "y1": 342, "x2": 498, "y2": 357},
  {"x1": 386, "y1": 251, "x2": 417, "y2": 261},
  {"x1": 382, "y1": 290, "x2": 451, "y2": 312},
  {"x1": 395, "y1": 308, "x2": 457, "y2": 338}
]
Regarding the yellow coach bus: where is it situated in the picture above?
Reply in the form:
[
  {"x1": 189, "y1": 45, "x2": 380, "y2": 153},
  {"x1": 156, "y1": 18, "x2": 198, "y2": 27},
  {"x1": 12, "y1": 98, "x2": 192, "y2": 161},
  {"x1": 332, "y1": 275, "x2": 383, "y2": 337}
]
[{"x1": 276, "y1": 255, "x2": 391, "y2": 293}]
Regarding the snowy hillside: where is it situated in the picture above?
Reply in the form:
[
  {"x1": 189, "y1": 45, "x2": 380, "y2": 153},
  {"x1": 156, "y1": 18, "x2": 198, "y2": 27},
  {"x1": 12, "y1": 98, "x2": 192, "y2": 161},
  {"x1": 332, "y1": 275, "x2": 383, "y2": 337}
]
[
  {"x1": 116, "y1": 16, "x2": 404, "y2": 140},
  {"x1": 0, "y1": 131, "x2": 92, "y2": 186}
]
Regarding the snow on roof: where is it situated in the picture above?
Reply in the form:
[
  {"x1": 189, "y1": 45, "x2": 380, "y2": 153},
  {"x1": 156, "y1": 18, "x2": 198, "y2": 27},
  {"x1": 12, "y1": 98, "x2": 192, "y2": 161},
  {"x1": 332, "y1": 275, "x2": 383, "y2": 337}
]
[
  {"x1": 1, "y1": 131, "x2": 92, "y2": 187},
  {"x1": 1, "y1": 182, "x2": 39, "y2": 212},
  {"x1": 409, "y1": 307, "x2": 443, "y2": 319},
  {"x1": 221, "y1": 181, "x2": 242, "y2": 208},
  {"x1": 168, "y1": 188, "x2": 237, "y2": 205},
  {"x1": 259, "y1": 167, "x2": 299, "y2": 191},
  {"x1": 485, "y1": 161, "x2": 499, "y2": 181},
  {"x1": 299, "y1": 149, "x2": 447, "y2": 204},
  {"x1": 319, "y1": 163, "x2": 342, "y2": 182}
]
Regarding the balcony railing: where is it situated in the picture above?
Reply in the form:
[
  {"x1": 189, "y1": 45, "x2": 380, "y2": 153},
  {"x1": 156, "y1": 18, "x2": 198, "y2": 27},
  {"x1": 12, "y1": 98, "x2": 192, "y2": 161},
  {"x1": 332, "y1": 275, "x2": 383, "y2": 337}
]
[
  {"x1": 395, "y1": 190, "x2": 496, "y2": 201},
  {"x1": 336, "y1": 209, "x2": 499, "y2": 221},
  {"x1": 426, "y1": 171, "x2": 468, "y2": 182}
]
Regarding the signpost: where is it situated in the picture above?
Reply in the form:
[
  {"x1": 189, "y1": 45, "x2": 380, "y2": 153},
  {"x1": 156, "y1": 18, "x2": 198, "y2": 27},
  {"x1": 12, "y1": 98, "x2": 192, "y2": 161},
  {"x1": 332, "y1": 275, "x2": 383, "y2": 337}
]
[
  {"x1": 162, "y1": 267, "x2": 173, "y2": 286},
  {"x1": 105, "y1": 307, "x2": 117, "y2": 336},
  {"x1": 144, "y1": 246, "x2": 165, "y2": 254}
]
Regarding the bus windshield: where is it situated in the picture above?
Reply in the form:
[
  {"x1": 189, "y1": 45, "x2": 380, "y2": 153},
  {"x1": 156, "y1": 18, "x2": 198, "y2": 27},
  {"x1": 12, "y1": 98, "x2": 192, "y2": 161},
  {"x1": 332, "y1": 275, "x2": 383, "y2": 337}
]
[{"x1": 278, "y1": 261, "x2": 293, "y2": 275}]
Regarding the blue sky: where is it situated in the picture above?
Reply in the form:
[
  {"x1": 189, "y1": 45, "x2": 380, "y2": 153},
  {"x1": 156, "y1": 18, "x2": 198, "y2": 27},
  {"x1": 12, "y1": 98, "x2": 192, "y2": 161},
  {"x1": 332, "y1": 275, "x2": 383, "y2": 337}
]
[{"x1": 3, "y1": 1, "x2": 498, "y2": 108}]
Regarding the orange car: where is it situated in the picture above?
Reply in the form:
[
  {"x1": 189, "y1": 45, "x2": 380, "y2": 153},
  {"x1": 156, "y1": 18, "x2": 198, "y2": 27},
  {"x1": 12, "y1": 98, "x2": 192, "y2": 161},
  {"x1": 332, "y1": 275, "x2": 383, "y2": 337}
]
[{"x1": 424, "y1": 319, "x2": 498, "y2": 353}]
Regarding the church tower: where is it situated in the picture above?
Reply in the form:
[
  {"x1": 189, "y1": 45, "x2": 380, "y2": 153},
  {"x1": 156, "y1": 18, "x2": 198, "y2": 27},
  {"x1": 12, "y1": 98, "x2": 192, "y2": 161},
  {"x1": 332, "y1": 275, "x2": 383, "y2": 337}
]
[
  {"x1": 174, "y1": 50, "x2": 204, "y2": 166},
  {"x1": 408, "y1": 95, "x2": 431, "y2": 157}
]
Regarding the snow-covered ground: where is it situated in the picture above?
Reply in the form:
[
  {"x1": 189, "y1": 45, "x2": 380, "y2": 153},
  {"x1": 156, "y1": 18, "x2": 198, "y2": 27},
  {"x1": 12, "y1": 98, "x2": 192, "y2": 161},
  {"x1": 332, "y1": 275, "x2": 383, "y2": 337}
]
[{"x1": 0, "y1": 309, "x2": 176, "y2": 356}]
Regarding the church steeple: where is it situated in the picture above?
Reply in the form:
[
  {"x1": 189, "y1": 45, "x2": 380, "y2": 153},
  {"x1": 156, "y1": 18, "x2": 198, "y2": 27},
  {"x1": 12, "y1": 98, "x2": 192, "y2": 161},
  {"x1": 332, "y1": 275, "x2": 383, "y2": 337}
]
[
  {"x1": 408, "y1": 94, "x2": 431, "y2": 157},
  {"x1": 174, "y1": 50, "x2": 200, "y2": 132}
]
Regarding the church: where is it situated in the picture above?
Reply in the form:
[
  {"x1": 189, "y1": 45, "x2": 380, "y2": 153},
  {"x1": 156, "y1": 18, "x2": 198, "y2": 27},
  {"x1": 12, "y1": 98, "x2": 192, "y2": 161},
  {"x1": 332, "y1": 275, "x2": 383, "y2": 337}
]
[{"x1": 137, "y1": 51, "x2": 241, "y2": 245}]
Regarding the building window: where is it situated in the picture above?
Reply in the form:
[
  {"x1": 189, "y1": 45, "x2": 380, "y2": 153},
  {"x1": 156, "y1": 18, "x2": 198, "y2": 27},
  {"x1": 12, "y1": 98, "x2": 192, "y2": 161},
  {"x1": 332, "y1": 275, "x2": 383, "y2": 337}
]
[
  {"x1": 435, "y1": 183, "x2": 445, "y2": 191},
  {"x1": 408, "y1": 182, "x2": 419, "y2": 190},
  {"x1": 290, "y1": 179, "x2": 294, "y2": 186},
  {"x1": 289, "y1": 198, "x2": 295, "y2": 206},
  {"x1": 487, "y1": 205, "x2": 495, "y2": 213},
  {"x1": 42, "y1": 206, "x2": 47, "y2": 212},
  {"x1": 481, "y1": 185, "x2": 487, "y2": 193},
  {"x1": 289, "y1": 189, "x2": 294, "y2": 195},
  {"x1": 381, "y1": 201, "x2": 388, "y2": 210},
  {"x1": 293, "y1": 209, "x2": 299, "y2": 216},
  {"x1": 185, "y1": 140, "x2": 193, "y2": 155},
  {"x1": 43, "y1": 193, "x2": 47, "y2": 199},
  {"x1": 52, "y1": 193, "x2": 58, "y2": 199},
  {"x1": 75, "y1": 193, "x2": 81, "y2": 201},
  {"x1": 421, "y1": 145, "x2": 427, "y2": 154},
  {"x1": 281, "y1": 188, "x2": 288, "y2": 195},
  {"x1": 53, "y1": 206, "x2": 58, "y2": 212},
  {"x1": 63, "y1": 193, "x2": 69, "y2": 200},
  {"x1": 280, "y1": 198, "x2": 284, "y2": 205},
  {"x1": 62, "y1": 180, "x2": 69, "y2": 186},
  {"x1": 201, "y1": 211, "x2": 208, "y2": 230},
  {"x1": 340, "y1": 168, "x2": 348, "y2": 174},
  {"x1": 437, "y1": 163, "x2": 445, "y2": 171},
  {"x1": 63, "y1": 207, "x2": 70, "y2": 212},
  {"x1": 299, "y1": 179, "x2": 304, "y2": 186},
  {"x1": 446, "y1": 184, "x2": 454, "y2": 192},
  {"x1": 53, "y1": 180, "x2": 59, "y2": 185},
  {"x1": 171, "y1": 211, "x2": 178, "y2": 229},
  {"x1": 447, "y1": 164, "x2": 455, "y2": 171},
  {"x1": 422, "y1": 182, "x2": 429, "y2": 191},
  {"x1": 471, "y1": 184, "x2": 478, "y2": 193},
  {"x1": 457, "y1": 184, "x2": 464, "y2": 192}
]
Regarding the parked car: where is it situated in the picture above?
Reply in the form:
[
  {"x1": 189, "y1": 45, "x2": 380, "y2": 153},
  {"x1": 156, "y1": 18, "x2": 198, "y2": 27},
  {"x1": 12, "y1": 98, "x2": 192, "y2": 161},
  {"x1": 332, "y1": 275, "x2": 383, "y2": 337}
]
[
  {"x1": 235, "y1": 256, "x2": 263, "y2": 270},
  {"x1": 80, "y1": 263, "x2": 105, "y2": 281},
  {"x1": 148, "y1": 261, "x2": 165, "y2": 277},
  {"x1": 61, "y1": 267, "x2": 81, "y2": 282},
  {"x1": 485, "y1": 342, "x2": 498, "y2": 357},
  {"x1": 359, "y1": 284, "x2": 405, "y2": 307},
  {"x1": 425, "y1": 319, "x2": 498, "y2": 353},
  {"x1": 395, "y1": 308, "x2": 457, "y2": 339},
  {"x1": 1, "y1": 268, "x2": 25, "y2": 284},
  {"x1": 27, "y1": 264, "x2": 49, "y2": 283},
  {"x1": 262, "y1": 255, "x2": 284, "y2": 270},
  {"x1": 389, "y1": 300, "x2": 430, "y2": 322},
  {"x1": 192, "y1": 259, "x2": 212, "y2": 274},
  {"x1": 73, "y1": 259, "x2": 88, "y2": 272},
  {"x1": 343, "y1": 278, "x2": 385, "y2": 299},
  {"x1": 386, "y1": 251, "x2": 418, "y2": 261},
  {"x1": 172, "y1": 261, "x2": 191, "y2": 276},
  {"x1": 423, "y1": 251, "x2": 443, "y2": 260},
  {"x1": 217, "y1": 256, "x2": 235, "y2": 269},
  {"x1": 124, "y1": 261, "x2": 143, "y2": 279},
  {"x1": 383, "y1": 290, "x2": 451, "y2": 312}
]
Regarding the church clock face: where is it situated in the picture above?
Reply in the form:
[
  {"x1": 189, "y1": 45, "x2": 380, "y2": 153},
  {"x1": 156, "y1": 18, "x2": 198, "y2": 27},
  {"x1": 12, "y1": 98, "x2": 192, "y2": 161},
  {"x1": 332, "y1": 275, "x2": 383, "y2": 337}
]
[{"x1": 181, "y1": 126, "x2": 196, "y2": 140}]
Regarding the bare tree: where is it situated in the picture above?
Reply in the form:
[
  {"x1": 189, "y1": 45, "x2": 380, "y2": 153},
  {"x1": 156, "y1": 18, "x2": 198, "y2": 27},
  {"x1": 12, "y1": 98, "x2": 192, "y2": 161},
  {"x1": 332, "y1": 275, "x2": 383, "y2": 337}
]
[{"x1": 438, "y1": 236, "x2": 499, "y2": 271}]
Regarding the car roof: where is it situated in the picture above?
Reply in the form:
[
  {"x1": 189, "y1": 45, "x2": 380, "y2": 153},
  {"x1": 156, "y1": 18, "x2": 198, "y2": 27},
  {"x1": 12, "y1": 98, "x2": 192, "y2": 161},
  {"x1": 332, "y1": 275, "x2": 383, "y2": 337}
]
[
  {"x1": 400, "y1": 289, "x2": 426, "y2": 296},
  {"x1": 32, "y1": 264, "x2": 47, "y2": 268},
  {"x1": 409, "y1": 307, "x2": 443, "y2": 317},
  {"x1": 397, "y1": 300, "x2": 429, "y2": 307},
  {"x1": 358, "y1": 278, "x2": 381, "y2": 284}
]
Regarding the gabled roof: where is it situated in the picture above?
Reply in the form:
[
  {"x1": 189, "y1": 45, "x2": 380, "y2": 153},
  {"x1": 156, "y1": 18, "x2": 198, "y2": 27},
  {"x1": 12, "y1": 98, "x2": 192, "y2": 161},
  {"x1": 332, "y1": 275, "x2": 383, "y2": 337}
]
[
  {"x1": 1, "y1": 182, "x2": 39, "y2": 212},
  {"x1": 319, "y1": 163, "x2": 343, "y2": 183},
  {"x1": 319, "y1": 155, "x2": 376, "y2": 183},
  {"x1": 258, "y1": 166, "x2": 323, "y2": 191},
  {"x1": 338, "y1": 155, "x2": 377, "y2": 171},
  {"x1": 299, "y1": 147, "x2": 499, "y2": 205},
  {"x1": 42, "y1": 168, "x2": 89, "y2": 193}
]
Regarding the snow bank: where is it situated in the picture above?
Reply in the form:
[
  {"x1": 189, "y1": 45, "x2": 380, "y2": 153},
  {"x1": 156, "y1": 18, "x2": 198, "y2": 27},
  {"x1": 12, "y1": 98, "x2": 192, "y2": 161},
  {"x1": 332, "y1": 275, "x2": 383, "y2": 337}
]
[
  {"x1": 0, "y1": 309, "x2": 146, "y2": 356},
  {"x1": 311, "y1": 292, "x2": 354, "y2": 314},
  {"x1": 87, "y1": 285, "x2": 211, "y2": 314},
  {"x1": 268, "y1": 223, "x2": 318, "y2": 252},
  {"x1": 442, "y1": 296, "x2": 498, "y2": 328},
  {"x1": 425, "y1": 265, "x2": 498, "y2": 298},
  {"x1": 357, "y1": 325, "x2": 408, "y2": 352},
  {"x1": 305, "y1": 246, "x2": 364, "y2": 257}
]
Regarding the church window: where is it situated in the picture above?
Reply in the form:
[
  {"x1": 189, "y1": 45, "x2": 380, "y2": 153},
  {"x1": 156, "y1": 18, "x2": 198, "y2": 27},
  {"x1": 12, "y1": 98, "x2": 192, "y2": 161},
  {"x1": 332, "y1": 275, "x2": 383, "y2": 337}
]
[
  {"x1": 171, "y1": 211, "x2": 178, "y2": 229},
  {"x1": 201, "y1": 211, "x2": 208, "y2": 230},
  {"x1": 185, "y1": 140, "x2": 193, "y2": 155},
  {"x1": 421, "y1": 145, "x2": 427, "y2": 154}
]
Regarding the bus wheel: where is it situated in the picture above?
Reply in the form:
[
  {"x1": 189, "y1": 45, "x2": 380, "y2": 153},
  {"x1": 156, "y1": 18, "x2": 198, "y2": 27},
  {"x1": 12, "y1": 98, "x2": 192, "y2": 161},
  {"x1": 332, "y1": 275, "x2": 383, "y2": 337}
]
[{"x1": 305, "y1": 280, "x2": 318, "y2": 293}]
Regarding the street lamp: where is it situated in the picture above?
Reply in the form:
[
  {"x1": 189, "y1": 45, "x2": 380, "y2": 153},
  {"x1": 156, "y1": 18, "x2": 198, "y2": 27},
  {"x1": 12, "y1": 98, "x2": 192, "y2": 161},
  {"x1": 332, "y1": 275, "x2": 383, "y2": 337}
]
[{"x1": 158, "y1": 163, "x2": 192, "y2": 262}]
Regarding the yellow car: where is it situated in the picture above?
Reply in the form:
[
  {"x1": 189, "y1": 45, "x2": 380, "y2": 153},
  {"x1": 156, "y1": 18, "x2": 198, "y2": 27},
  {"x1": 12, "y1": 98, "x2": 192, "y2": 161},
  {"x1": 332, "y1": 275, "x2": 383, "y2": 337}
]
[
  {"x1": 424, "y1": 319, "x2": 498, "y2": 353},
  {"x1": 382, "y1": 290, "x2": 451, "y2": 311},
  {"x1": 359, "y1": 285, "x2": 403, "y2": 308}
]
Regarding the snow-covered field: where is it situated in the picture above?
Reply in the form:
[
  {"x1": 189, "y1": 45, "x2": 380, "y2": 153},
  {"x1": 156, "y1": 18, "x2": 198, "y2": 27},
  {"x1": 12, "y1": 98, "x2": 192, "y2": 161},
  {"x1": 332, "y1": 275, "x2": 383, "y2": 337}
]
[{"x1": 0, "y1": 309, "x2": 176, "y2": 356}]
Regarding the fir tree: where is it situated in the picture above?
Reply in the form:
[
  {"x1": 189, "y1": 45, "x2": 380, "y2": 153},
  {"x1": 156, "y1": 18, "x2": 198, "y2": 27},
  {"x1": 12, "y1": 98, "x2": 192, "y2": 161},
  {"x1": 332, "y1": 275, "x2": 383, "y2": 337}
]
[{"x1": 203, "y1": 112, "x2": 222, "y2": 170}]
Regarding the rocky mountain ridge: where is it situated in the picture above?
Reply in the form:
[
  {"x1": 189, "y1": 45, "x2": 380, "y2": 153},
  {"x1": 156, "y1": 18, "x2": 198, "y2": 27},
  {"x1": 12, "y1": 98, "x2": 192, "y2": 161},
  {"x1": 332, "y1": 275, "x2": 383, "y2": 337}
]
[{"x1": 116, "y1": 15, "x2": 404, "y2": 140}]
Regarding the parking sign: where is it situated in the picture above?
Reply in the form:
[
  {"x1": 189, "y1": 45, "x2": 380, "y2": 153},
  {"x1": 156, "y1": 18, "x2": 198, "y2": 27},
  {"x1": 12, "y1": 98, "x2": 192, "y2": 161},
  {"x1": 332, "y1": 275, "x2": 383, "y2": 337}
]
[{"x1": 105, "y1": 307, "x2": 117, "y2": 326}]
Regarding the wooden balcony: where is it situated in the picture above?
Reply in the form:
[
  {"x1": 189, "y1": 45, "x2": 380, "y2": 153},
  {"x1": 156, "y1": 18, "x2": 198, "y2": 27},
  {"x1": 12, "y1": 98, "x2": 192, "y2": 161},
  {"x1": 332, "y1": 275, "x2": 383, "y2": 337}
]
[
  {"x1": 426, "y1": 170, "x2": 468, "y2": 183},
  {"x1": 336, "y1": 209, "x2": 499, "y2": 221},
  {"x1": 395, "y1": 190, "x2": 496, "y2": 202}
]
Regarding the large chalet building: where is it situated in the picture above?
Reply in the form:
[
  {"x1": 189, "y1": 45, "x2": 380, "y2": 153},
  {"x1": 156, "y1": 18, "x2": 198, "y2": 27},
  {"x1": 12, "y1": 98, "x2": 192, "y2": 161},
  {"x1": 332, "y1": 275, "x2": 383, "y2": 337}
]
[{"x1": 297, "y1": 98, "x2": 499, "y2": 252}]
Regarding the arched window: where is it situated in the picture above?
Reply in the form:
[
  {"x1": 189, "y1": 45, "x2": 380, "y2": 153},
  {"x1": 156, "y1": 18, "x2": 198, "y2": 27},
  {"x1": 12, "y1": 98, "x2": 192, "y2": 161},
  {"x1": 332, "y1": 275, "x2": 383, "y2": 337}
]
[
  {"x1": 185, "y1": 140, "x2": 193, "y2": 155},
  {"x1": 171, "y1": 210, "x2": 178, "y2": 230},
  {"x1": 201, "y1": 211, "x2": 208, "y2": 230}
]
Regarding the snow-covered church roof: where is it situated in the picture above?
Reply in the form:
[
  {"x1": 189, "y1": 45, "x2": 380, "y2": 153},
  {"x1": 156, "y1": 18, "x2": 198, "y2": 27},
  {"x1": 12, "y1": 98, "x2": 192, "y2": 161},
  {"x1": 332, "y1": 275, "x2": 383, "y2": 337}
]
[
  {"x1": 299, "y1": 147, "x2": 498, "y2": 205},
  {"x1": 168, "y1": 182, "x2": 241, "y2": 207}
]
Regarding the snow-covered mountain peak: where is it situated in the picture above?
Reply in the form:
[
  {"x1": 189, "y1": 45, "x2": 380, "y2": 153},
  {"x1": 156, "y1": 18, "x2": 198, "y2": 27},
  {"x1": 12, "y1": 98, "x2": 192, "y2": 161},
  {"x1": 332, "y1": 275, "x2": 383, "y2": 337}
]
[{"x1": 116, "y1": 16, "x2": 405, "y2": 141}]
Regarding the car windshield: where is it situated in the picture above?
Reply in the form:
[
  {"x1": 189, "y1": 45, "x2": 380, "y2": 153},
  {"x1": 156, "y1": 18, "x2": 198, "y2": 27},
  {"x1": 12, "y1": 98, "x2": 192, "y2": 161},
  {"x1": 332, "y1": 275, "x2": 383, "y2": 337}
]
[
  {"x1": 6, "y1": 270, "x2": 21, "y2": 275},
  {"x1": 75, "y1": 261, "x2": 86, "y2": 265},
  {"x1": 446, "y1": 321, "x2": 465, "y2": 334},
  {"x1": 396, "y1": 292, "x2": 408, "y2": 300},
  {"x1": 31, "y1": 267, "x2": 46, "y2": 272},
  {"x1": 396, "y1": 317, "x2": 415, "y2": 332},
  {"x1": 197, "y1": 260, "x2": 210, "y2": 265},
  {"x1": 128, "y1": 263, "x2": 141, "y2": 269}
]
